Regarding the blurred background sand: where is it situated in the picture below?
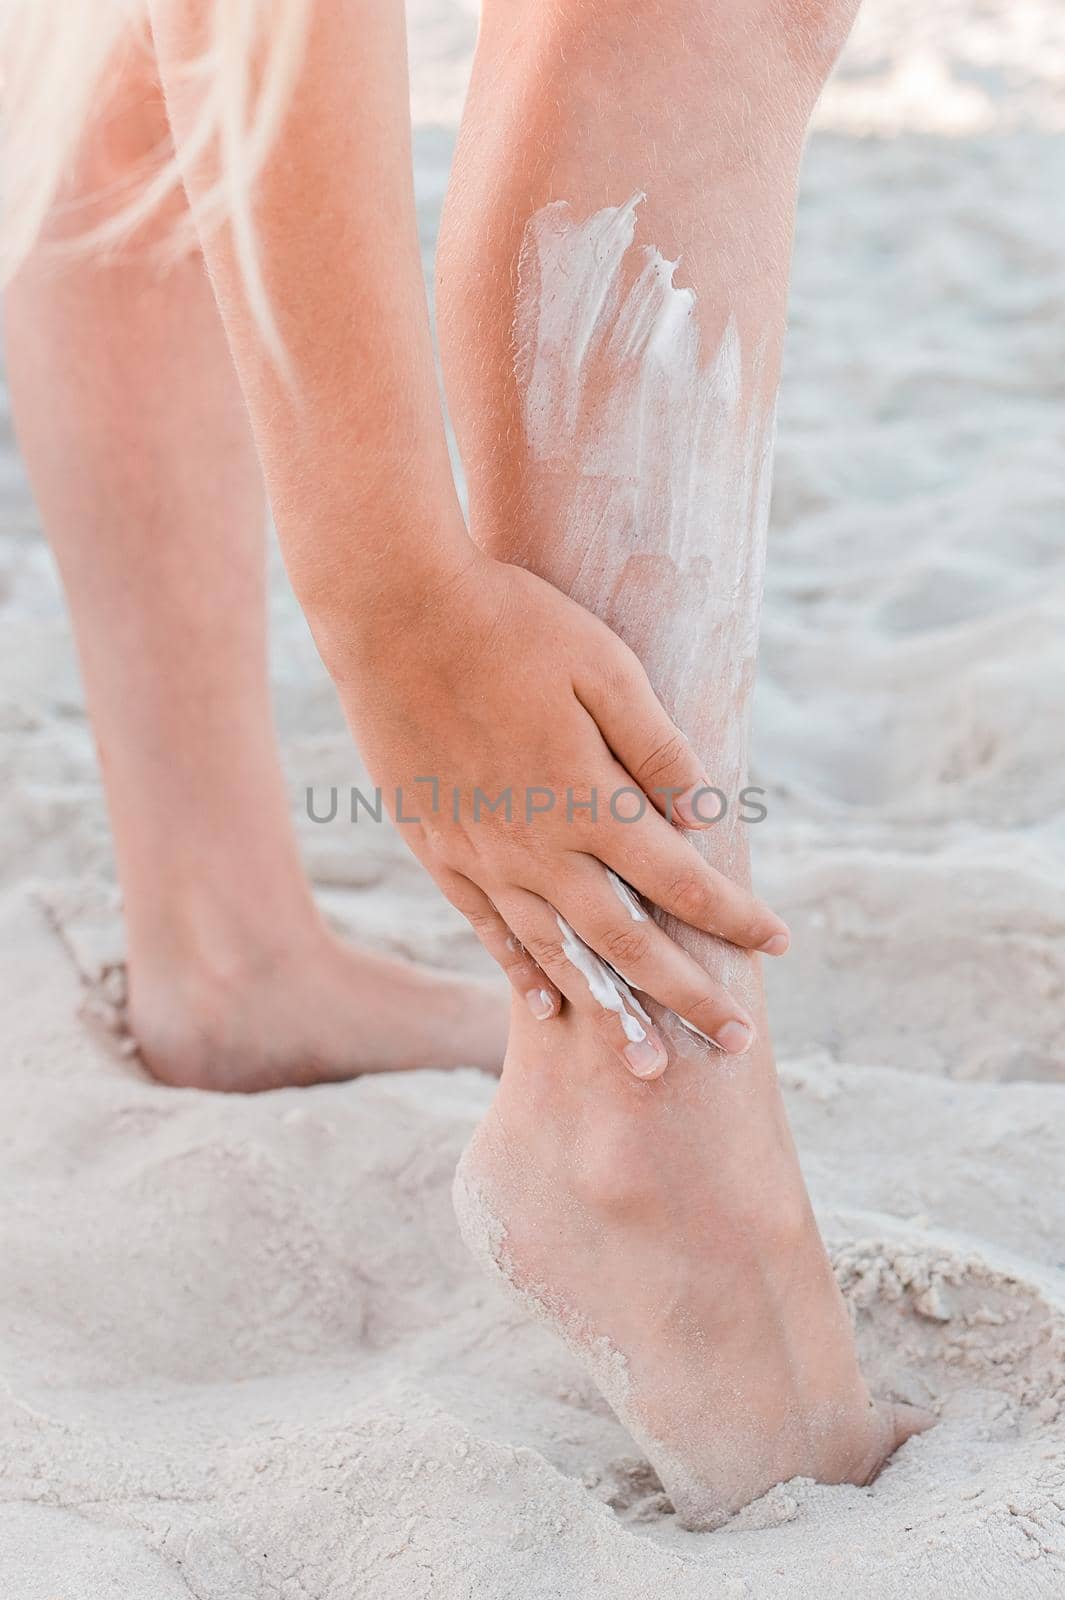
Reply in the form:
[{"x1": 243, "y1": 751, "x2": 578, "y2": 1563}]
[{"x1": 1, "y1": 1, "x2": 1063, "y2": 1593}]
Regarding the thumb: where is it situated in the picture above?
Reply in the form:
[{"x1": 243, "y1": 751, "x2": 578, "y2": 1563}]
[{"x1": 577, "y1": 652, "x2": 717, "y2": 830}]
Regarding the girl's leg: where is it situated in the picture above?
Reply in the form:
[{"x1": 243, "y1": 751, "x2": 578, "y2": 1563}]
[
  {"x1": 3, "y1": 37, "x2": 506, "y2": 1090},
  {"x1": 438, "y1": 0, "x2": 925, "y2": 1524}
]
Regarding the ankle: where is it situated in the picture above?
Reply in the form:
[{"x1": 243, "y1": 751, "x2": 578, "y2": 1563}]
[
  {"x1": 490, "y1": 1022, "x2": 817, "y2": 1252},
  {"x1": 124, "y1": 891, "x2": 332, "y2": 1071},
  {"x1": 125, "y1": 876, "x2": 325, "y2": 985}
]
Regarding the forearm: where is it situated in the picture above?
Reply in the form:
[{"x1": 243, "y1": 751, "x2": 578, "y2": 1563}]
[{"x1": 148, "y1": 0, "x2": 473, "y2": 638}]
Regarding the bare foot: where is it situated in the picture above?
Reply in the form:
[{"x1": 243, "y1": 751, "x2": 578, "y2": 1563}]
[
  {"x1": 127, "y1": 914, "x2": 508, "y2": 1091},
  {"x1": 455, "y1": 1007, "x2": 931, "y2": 1528}
]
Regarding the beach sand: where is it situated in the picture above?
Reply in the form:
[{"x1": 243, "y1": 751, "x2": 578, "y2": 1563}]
[{"x1": 1, "y1": 0, "x2": 1064, "y2": 1593}]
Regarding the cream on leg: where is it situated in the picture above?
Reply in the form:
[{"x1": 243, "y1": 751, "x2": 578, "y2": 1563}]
[{"x1": 438, "y1": 0, "x2": 929, "y2": 1524}]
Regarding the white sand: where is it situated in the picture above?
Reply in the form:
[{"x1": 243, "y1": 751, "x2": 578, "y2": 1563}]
[{"x1": 2, "y1": 1, "x2": 1064, "y2": 1593}]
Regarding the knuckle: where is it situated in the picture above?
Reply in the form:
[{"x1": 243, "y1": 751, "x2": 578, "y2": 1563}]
[
  {"x1": 666, "y1": 870, "x2": 711, "y2": 926},
  {"x1": 634, "y1": 730, "x2": 689, "y2": 788},
  {"x1": 523, "y1": 933, "x2": 566, "y2": 971},
  {"x1": 600, "y1": 924, "x2": 651, "y2": 971},
  {"x1": 466, "y1": 912, "x2": 503, "y2": 946},
  {"x1": 454, "y1": 897, "x2": 493, "y2": 930}
]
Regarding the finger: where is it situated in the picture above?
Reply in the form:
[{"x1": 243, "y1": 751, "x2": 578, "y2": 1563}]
[
  {"x1": 434, "y1": 868, "x2": 561, "y2": 1022},
  {"x1": 594, "y1": 823, "x2": 790, "y2": 955},
  {"x1": 556, "y1": 860, "x2": 757, "y2": 1056},
  {"x1": 498, "y1": 888, "x2": 670, "y2": 1081},
  {"x1": 575, "y1": 648, "x2": 713, "y2": 828}
]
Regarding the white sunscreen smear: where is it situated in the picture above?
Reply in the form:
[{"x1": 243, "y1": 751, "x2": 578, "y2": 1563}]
[
  {"x1": 606, "y1": 868, "x2": 649, "y2": 922},
  {"x1": 555, "y1": 914, "x2": 652, "y2": 1043},
  {"x1": 516, "y1": 194, "x2": 776, "y2": 1009}
]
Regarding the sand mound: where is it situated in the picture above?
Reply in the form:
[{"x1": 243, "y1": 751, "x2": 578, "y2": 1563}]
[{"x1": 3, "y1": 914, "x2": 1063, "y2": 1596}]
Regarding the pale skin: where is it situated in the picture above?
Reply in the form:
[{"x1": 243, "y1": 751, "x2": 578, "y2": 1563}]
[
  {"x1": 4, "y1": 47, "x2": 511, "y2": 1089},
  {"x1": 440, "y1": 0, "x2": 928, "y2": 1520},
  {"x1": 2, "y1": 0, "x2": 929, "y2": 1525}
]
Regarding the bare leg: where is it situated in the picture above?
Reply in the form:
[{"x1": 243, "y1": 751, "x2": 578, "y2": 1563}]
[
  {"x1": 3, "y1": 40, "x2": 506, "y2": 1089},
  {"x1": 439, "y1": 0, "x2": 927, "y2": 1524}
]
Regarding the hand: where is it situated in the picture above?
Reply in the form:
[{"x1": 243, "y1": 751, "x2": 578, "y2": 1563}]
[{"x1": 325, "y1": 550, "x2": 789, "y2": 1080}]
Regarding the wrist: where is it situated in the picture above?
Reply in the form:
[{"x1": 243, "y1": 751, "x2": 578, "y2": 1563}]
[{"x1": 295, "y1": 504, "x2": 488, "y2": 684}]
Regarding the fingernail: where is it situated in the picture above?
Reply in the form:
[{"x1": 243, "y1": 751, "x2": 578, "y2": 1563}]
[
  {"x1": 624, "y1": 1036, "x2": 668, "y2": 1078},
  {"x1": 525, "y1": 988, "x2": 555, "y2": 1021},
  {"x1": 759, "y1": 931, "x2": 790, "y2": 957},
  {"x1": 673, "y1": 781, "x2": 715, "y2": 828},
  {"x1": 716, "y1": 1019, "x2": 754, "y2": 1055}
]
